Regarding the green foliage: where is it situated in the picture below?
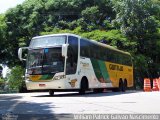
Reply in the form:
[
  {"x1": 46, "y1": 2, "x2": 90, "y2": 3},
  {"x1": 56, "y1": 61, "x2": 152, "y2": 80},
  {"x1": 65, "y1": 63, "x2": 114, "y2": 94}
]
[
  {"x1": 7, "y1": 66, "x2": 24, "y2": 91},
  {"x1": 0, "y1": 65, "x2": 2, "y2": 77},
  {"x1": 0, "y1": 14, "x2": 7, "y2": 64},
  {"x1": 3, "y1": 0, "x2": 115, "y2": 66},
  {"x1": 0, "y1": 14, "x2": 6, "y2": 36},
  {"x1": 113, "y1": 0, "x2": 160, "y2": 78},
  {"x1": 0, "y1": 78, "x2": 5, "y2": 83},
  {"x1": 0, "y1": 78, "x2": 5, "y2": 91},
  {"x1": 113, "y1": 0, "x2": 158, "y2": 38}
]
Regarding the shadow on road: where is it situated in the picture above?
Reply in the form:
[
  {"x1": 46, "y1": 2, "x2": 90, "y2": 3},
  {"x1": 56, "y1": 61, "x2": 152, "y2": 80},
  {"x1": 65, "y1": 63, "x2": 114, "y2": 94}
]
[
  {"x1": 0, "y1": 94, "x2": 72, "y2": 120},
  {"x1": 32, "y1": 90, "x2": 139, "y2": 98}
]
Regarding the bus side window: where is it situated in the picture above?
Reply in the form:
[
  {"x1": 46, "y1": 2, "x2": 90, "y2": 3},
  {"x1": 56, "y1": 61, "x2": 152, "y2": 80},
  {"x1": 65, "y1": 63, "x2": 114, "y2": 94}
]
[
  {"x1": 104, "y1": 49, "x2": 108, "y2": 61},
  {"x1": 68, "y1": 47, "x2": 74, "y2": 67},
  {"x1": 80, "y1": 39, "x2": 91, "y2": 58},
  {"x1": 124, "y1": 55, "x2": 132, "y2": 66},
  {"x1": 66, "y1": 36, "x2": 78, "y2": 75}
]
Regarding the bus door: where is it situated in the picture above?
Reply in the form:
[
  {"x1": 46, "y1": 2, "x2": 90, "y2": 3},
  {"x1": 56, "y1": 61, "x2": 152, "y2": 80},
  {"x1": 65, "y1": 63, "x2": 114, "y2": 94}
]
[{"x1": 66, "y1": 36, "x2": 78, "y2": 88}]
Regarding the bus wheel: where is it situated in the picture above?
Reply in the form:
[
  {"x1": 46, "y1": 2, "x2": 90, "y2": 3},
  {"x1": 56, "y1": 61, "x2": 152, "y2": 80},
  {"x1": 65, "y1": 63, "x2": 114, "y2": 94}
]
[
  {"x1": 49, "y1": 90, "x2": 54, "y2": 96},
  {"x1": 119, "y1": 80, "x2": 123, "y2": 92},
  {"x1": 122, "y1": 80, "x2": 127, "y2": 92},
  {"x1": 79, "y1": 77, "x2": 88, "y2": 95}
]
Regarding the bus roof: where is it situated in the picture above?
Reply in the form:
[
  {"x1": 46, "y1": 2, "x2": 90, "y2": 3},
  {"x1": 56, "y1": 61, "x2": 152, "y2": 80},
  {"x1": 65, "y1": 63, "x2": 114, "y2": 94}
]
[
  {"x1": 32, "y1": 33, "x2": 131, "y2": 56},
  {"x1": 32, "y1": 33, "x2": 80, "y2": 39},
  {"x1": 89, "y1": 39, "x2": 131, "y2": 56}
]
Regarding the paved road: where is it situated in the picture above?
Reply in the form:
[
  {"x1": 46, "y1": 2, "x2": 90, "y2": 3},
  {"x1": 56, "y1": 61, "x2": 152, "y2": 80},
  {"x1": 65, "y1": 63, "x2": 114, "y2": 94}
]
[{"x1": 0, "y1": 91, "x2": 160, "y2": 119}]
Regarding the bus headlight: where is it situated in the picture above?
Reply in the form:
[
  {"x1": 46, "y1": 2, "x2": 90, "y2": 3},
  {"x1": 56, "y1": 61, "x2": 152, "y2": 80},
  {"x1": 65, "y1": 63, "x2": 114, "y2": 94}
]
[{"x1": 53, "y1": 75, "x2": 66, "y2": 80}]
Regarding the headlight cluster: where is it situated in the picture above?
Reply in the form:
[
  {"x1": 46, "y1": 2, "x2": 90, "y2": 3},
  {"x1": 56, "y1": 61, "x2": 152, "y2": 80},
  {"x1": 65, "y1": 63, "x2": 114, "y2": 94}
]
[{"x1": 53, "y1": 75, "x2": 66, "y2": 80}]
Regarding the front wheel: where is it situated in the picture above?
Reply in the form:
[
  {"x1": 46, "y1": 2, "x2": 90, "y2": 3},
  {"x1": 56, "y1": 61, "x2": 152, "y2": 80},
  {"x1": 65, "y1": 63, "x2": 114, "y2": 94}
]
[
  {"x1": 79, "y1": 77, "x2": 88, "y2": 95},
  {"x1": 49, "y1": 90, "x2": 54, "y2": 96}
]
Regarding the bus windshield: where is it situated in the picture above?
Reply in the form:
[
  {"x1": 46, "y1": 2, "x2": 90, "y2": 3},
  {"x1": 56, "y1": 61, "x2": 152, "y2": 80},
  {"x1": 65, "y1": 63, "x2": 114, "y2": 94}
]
[{"x1": 27, "y1": 47, "x2": 64, "y2": 75}]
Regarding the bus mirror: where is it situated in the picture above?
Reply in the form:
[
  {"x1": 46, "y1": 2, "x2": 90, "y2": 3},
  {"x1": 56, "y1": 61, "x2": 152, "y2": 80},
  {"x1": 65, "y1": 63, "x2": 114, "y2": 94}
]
[
  {"x1": 18, "y1": 47, "x2": 28, "y2": 61},
  {"x1": 62, "y1": 44, "x2": 68, "y2": 57}
]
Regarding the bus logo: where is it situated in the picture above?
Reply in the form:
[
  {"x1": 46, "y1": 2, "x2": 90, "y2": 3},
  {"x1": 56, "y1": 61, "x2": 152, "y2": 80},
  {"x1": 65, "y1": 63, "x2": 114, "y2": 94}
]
[
  {"x1": 69, "y1": 79, "x2": 77, "y2": 87},
  {"x1": 109, "y1": 64, "x2": 123, "y2": 71},
  {"x1": 80, "y1": 62, "x2": 89, "y2": 68}
]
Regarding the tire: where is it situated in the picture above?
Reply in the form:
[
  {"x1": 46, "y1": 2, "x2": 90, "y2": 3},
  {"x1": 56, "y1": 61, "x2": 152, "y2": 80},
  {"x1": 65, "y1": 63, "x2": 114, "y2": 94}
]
[
  {"x1": 79, "y1": 77, "x2": 88, "y2": 95},
  {"x1": 119, "y1": 80, "x2": 123, "y2": 92},
  {"x1": 49, "y1": 90, "x2": 54, "y2": 96},
  {"x1": 122, "y1": 80, "x2": 127, "y2": 92},
  {"x1": 112, "y1": 80, "x2": 123, "y2": 92}
]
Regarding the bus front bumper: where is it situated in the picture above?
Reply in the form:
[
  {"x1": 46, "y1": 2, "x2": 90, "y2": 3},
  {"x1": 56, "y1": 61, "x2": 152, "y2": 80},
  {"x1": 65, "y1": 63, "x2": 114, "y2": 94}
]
[{"x1": 25, "y1": 79, "x2": 67, "y2": 90}]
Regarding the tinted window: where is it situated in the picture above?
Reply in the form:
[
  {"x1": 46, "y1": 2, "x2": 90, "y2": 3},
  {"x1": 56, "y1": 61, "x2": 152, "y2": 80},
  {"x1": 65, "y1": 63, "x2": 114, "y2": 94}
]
[
  {"x1": 66, "y1": 36, "x2": 78, "y2": 74},
  {"x1": 116, "y1": 53, "x2": 132, "y2": 66},
  {"x1": 80, "y1": 39, "x2": 91, "y2": 57},
  {"x1": 80, "y1": 38, "x2": 132, "y2": 66}
]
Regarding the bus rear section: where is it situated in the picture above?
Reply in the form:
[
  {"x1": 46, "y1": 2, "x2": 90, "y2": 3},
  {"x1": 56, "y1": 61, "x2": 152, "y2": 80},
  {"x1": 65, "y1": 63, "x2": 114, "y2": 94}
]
[{"x1": 79, "y1": 38, "x2": 134, "y2": 92}]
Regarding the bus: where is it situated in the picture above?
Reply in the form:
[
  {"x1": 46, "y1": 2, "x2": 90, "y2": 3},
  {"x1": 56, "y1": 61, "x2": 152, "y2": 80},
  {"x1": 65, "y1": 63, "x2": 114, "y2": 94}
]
[{"x1": 18, "y1": 33, "x2": 133, "y2": 95}]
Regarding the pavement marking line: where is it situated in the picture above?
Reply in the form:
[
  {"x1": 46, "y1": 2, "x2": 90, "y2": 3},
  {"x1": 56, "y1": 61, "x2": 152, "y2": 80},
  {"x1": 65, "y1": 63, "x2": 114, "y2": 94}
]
[{"x1": 7, "y1": 100, "x2": 23, "y2": 112}]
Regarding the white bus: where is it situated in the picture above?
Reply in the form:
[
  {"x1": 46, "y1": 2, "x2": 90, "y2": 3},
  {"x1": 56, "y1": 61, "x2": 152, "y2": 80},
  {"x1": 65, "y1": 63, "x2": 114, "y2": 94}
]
[{"x1": 18, "y1": 33, "x2": 133, "y2": 95}]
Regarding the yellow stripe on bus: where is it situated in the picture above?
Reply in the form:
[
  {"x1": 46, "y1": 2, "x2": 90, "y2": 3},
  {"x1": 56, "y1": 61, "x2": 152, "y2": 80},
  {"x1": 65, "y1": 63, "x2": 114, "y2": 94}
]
[
  {"x1": 105, "y1": 62, "x2": 133, "y2": 87},
  {"x1": 29, "y1": 75, "x2": 42, "y2": 81}
]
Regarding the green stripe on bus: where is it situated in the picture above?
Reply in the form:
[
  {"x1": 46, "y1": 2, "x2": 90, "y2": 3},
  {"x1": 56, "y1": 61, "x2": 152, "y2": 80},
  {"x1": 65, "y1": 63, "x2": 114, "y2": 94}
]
[
  {"x1": 91, "y1": 59, "x2": 103, "y2": 80},
  {"x1": 40, "y1": 75, "x2": 54, "y2": 80},
  {"x1": 91, "y1": 59, "x2": 110, "y2": 83},
  {"x1": 98, "y1": 60, "x2": 110, "y2": 83}
]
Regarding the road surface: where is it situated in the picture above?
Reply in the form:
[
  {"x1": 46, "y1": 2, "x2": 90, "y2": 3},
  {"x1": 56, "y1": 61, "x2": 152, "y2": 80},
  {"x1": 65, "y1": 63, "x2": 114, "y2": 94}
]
[{"x1": 0, "y1": 91, "x2": 160, "y2": 120}]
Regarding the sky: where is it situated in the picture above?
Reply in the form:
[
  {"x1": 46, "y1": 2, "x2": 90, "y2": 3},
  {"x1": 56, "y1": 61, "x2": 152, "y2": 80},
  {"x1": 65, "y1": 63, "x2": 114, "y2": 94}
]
[
  {"x1": 0, "y1": 0, "x2": 25, "y2": 14},
  {"x1": 2, "y1": 65, "x2": 9, "y2": 77}
]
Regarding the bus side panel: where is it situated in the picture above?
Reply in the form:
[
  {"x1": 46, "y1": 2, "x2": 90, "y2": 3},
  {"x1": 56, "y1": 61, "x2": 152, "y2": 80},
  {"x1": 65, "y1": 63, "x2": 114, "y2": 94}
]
[
  {"x1": 105, "y1": 62, "x2": 118, "y2": 87},
  {"x1": 105, "y1": 62, "x2": 134, "y2": 88},
  {"x1": 79, "y1": 58, "x2": 100, "y2": 88},
  {"x1": 90, "y1": 59, "x2": 111, "y2": 83},
  {"x1": 78, "y1": 58, "x2": 134, "y2": 89},
  {"x1": 90, "y1": 59, "x2": 113, "y2": 88}
]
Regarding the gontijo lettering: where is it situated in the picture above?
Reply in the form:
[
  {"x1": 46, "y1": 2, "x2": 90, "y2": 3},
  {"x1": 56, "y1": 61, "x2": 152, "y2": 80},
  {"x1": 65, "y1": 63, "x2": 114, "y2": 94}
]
[{"x1": 109, "y1": 64, "x2": 123, "y2": 71}]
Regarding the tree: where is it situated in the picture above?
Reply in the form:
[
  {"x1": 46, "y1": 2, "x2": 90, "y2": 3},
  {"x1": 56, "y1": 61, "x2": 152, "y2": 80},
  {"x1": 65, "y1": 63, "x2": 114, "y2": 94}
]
[
  {"x1": 7, "y1": 66, "x2": 25, "y2": 92},
  {"x1": 113, "y1": 0, "x2": 160, "y2": 78},
  {"x1": 0, "y1": 14, "x2": 8, "y2": 64},
  {"x1": 3, "y1": 0, "x2": 115, "y2": 66},
  {"x1": 0, "y1": 78, "x2": 5, "y2": 90},
  {"x1": 113, "y1": 0, "x2": 158, "y2": 39},
  {"x1": 0, "y1": 66, "x2": 2, "y2": 77}
]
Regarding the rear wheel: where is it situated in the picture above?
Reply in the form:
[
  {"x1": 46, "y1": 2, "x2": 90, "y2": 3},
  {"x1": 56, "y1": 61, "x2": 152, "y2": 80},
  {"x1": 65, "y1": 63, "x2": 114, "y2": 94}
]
[
  {"x1": 49, "y1": 90, "x2": 54, "y2": 96},
  {"x1": 112, "y1": 79, "x2": 126, "y2": 92},
  {"x1": 122, "y1": 80, "x2": 127, "y2": 92},
  {"x1": 119, "y1": 80, "x2": 123, "y2": 92}
]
